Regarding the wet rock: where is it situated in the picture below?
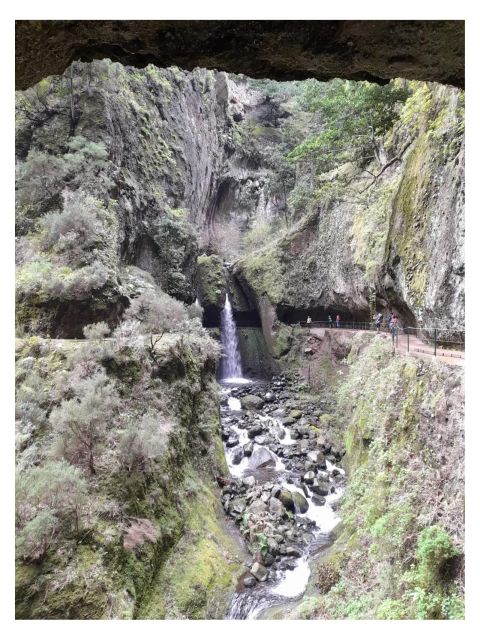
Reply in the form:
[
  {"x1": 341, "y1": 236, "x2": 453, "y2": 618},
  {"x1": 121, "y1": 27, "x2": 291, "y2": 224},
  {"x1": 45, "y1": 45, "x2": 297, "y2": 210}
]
[
  {"x1": 272, "y1": 408, "x2": 286, "y2": 418},
  {"x1": 249, "y1": 446, "x2": 277, "y2": 469},
  {"x1": 243, "y1": 575, "x2": 256, "y2": 588},
  {"x1": 282, "y1": 417, "x2": 296, "y2": 426},
  {"x1": 285, "y1": 547, "x2": 303, "y2": 558},
  {"x1": 226, "y1": 435, "x2": 240, "y2": 448},
  {"x1": 250, "y1": 562, "x2": 268, "y2": 582},
  {"x1": 247, "y1": 424, "x2": 263, "y2": 438},
  {"x1": 271, "y1": 485, "x2": 282, "y2": 498},
  {"x1": 303, "y1": 471, "x2": 315, "y2": 484},
  {"x1": 307, "y1": 450, "x2": 326, "y2": 465},
  {"x1": 278, "y1": 489, "x2": 295, "y2": 512},
  {"x1": 292, "y1": 491, "x2": 308, "y2": 513},
  {"x1": 292, "y1": 491, "x2": 309, "y2": 514},
  {"x1": 311, "y1": 495, "x2": 326, "y2": 506},
  {"x1": 311, "y1": 481, "x2": 331, "y2": 496},
  {"x1": 231, "y1": 447, "x2": 244, "y2": 465},
  {"x1": 241, "y1": 395, "x2": 265, "y2": 411},
  {"x1": 263, "y1": 553, "x2": 275, "y2": 566},
  {"x1": 243, "y1": 442, "x2": 253, "y2": 457},
  {"x1": 289, "y1": 410, "x2": 302, "y2": 420},
  {"x1": 264, "y1": 392, "x2": 275, "y2": 403},
  {"x1": 243, "y1": 475, "x2": 256, "y2": 487}
]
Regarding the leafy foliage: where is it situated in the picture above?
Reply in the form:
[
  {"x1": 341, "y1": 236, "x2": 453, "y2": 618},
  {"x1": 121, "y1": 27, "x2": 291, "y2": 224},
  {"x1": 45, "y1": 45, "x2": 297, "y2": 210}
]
[
  {"x1": 288, "y1": 79, "x2": 410, "y2": 171},
  {"x1": 16, "y1": 460, "x2": 88, "y2": 560},
  {"x1": 50, "y1": 372, "x2": 120, "y2": 474},
  {"x1": 124, "y1": 288, "x2": 187, "y2": 337}
]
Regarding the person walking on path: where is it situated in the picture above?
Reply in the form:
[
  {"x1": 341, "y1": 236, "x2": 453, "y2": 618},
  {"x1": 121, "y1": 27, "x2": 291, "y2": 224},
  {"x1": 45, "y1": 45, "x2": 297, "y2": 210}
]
[
  {"x1": 328, "y1": 314, "x2": 333, "y2": 328},
  {"x1": 336, "y1": 314, "x2": 341, "y2": 328},
  {"x1": 306, "y1": 315, "x2": 312, "y2": 327},
  {"x1": 390, "y1": 314, "x2": 399, "y2": 344},
  {"x1": 375, "y1": 312, "x2": 383, "y2": 333}
]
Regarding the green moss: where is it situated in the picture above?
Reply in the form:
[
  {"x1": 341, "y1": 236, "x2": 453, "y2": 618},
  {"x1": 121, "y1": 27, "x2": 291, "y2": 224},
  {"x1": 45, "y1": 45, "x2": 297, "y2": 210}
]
[
  {"x1": 137, "y1": 469, "x2": 242, "y2": 619},
  {"x1": 196, "y1": 254, "x2": 226, "y2": 309},
  {"x1": 271, "y1": 323, "x2": 294, "y2": 358}
]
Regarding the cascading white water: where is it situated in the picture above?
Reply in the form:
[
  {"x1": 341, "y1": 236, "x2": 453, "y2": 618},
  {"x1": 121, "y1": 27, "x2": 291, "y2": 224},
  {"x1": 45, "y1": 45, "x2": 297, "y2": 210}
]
[{"x1": 220, "y1": 294, "x2": 247, "y2": 383}]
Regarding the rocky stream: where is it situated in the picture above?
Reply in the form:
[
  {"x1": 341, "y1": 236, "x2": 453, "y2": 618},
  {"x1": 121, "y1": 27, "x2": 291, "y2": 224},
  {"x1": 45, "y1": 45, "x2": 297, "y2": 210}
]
[{"x1": 219, "y1": 375, "x2": 346, "y2": 619}]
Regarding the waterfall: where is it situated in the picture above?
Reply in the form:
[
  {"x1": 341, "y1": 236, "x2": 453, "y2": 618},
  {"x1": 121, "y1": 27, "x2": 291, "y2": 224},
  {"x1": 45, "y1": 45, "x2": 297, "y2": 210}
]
[{"x1": 220, "y1": 294, "x2": 245, "y2": 382}]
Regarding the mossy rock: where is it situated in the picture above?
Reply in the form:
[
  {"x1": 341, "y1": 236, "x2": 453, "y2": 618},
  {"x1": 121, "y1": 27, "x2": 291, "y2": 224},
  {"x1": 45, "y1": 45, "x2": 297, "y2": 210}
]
[{"x1": 196, "y1": 254, "x2": 226, "y2": 310}]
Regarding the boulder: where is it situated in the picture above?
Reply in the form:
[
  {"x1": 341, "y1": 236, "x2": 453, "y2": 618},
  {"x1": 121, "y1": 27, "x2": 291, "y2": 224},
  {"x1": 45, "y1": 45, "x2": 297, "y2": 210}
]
[
  {"x1": 282, "y1": 417, "x2": 296, "y2": 426},
  {"x1": 247, "y1": 424, "x2": 263, "y2": 438},
  {"x1": 312, "y1": 495, "x2": 326, "y2": 506},
  {"x1": 269, "y1": 496, "x2": 286, "y2": 517},
  {"x1": 243, "y1": 442, "x2": 254, "y2": 457},
  {"x1": 231, "y1": 447, "x2": 244, "y2": 465},
  {"x1": 249, "y1": 446, "x2": 277, "y2": 470},
  {"x1": 250, "y1": 562, "x2": 268, "y2": 582},
  {"x1": 307, "y1": 450, "x2": 326, "y2": 465},
  {"x1": 289, "y1": 410, "x2": 302, "y2": 420},
  {"x1": 241, "y1": 395, "x2": 265, "y2": 411},
  {"x1": 292, "y1": 491, "x2": 309, "y2": 514},
  {"x1": 264, "y1": 392, "x2": 275, "y2": 403},
  {"x1": 243, "y1": 574, "x2": 257, "y2": 588},
  {"x1": 303, "y1": 471, "x2": 316, "y2": 485},
  {"x1": 278, "y1": 489, "x2": 295, "y2": 512},
  {"x1": 311, "y1": 481, "x2": 331, "y2": 496},
  {"x1": 285, "y1": 547, "x2": 303, "y2": 558},
  {"x1": 243, "y1": 475, "x2": 256, "y2": 487},
  {"x1": 249, "y1": 498, "x2": 268, "y2": 515}
]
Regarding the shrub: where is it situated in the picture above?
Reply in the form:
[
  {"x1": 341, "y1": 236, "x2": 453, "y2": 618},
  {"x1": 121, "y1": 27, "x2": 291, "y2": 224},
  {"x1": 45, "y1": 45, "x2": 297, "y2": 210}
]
[
  {"x1": 50, "y1": 372, "x2": 120, "y2": 474},
  {"x1": 118, "y1": 412, "x2": 173, "y2": 473},
  {"x1": 83, "y1": 322, "x2": 111, "y2": 340},
  {"x1": 15, "y1": 460, "x2": 88, "y2": 560},
  {"x1": 242, "y1": 223, "x2": 274, "y2": 253},
  {"x1": 415, "y1": 525, "x2": 459, "y2": 588},
  {"x1": 37, "y1": 190, "x2": 116, "y2": 266},
  {"x1": 124, "y1": 289, "x2": 187, "y2": 337}
]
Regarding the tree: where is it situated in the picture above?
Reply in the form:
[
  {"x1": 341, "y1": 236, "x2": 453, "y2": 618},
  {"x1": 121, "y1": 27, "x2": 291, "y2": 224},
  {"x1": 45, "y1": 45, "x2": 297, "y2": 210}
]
[
  {"x1": 288, "y1": 79, "x2": 410, "y2": 184},
  {"x1": 50, "y1": 372, "x2": 120, "y2": 474}
]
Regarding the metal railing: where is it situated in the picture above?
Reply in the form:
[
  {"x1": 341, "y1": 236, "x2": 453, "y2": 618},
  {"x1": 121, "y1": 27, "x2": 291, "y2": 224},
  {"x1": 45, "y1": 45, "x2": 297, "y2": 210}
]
[{"x1": 299, "y1": 321, "x2": 465, "y2": 357}]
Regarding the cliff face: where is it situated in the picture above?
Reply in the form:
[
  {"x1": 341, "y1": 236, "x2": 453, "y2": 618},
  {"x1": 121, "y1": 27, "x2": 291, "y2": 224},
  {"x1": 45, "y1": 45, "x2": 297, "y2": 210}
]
[
  {"x1": 16, "y1": 63, "x2": 464, "y2": 347},
  {"x1": 232, "y1": 82, "x2": 464, "y2": 359},
  {"x1": 15, "y1": 61, "x2": 234, "y2": 336}
]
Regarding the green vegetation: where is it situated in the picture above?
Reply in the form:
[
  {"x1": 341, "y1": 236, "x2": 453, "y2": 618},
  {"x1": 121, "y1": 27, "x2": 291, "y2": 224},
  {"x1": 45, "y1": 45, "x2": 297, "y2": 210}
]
[
  {"x1": 288, "y1": 79, "x2": 410, "y2": 171},
  {"x1": 309, "y1": 336, "x2": 464, "y2": 619},
  {"x1": 196, "y1": 254, "x2": 226, "y2": 310}
]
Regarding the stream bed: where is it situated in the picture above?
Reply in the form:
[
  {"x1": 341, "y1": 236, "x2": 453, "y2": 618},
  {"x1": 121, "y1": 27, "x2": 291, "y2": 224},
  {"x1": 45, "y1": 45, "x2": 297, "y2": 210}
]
[{"x1": 219, "y1": 375, "x2": 345, "y2": 619}]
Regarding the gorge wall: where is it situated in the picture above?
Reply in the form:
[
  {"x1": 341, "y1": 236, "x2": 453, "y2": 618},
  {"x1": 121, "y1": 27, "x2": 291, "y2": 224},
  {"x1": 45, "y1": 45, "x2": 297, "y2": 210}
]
[{"x1": 16, "y1": 61, "x2": 465, "y2": 360}]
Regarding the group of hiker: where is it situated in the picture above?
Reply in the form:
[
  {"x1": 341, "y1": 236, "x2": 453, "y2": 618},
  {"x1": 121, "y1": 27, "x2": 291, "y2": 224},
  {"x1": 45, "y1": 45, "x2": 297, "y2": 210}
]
[
  {"x1": 374, "y1": 310, "x2": 399, "y2": 338},
  {"x1": 305, "y1": 309, "x2": 400, "y2": 340},
  {"x1": 306, "y1": 314, "x2": 341, "y2": 328}
]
